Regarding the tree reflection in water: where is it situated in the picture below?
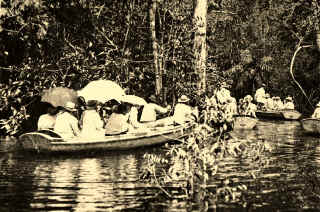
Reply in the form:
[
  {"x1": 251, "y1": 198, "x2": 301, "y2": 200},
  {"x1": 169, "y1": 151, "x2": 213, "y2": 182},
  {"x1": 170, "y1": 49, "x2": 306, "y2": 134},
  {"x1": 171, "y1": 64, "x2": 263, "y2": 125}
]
[
  {"x1": 29, "y1": 152, "x2": 147, "y2": 211},
  {"x1": 31, "y1": 158, "x2": 80, "y2": 210},
  {"x1": 0, "y1": 151, "x2": 37, "y2": 211},
  {"x1": 1, "y1": 119, "x2": 320, "y2": 211}
]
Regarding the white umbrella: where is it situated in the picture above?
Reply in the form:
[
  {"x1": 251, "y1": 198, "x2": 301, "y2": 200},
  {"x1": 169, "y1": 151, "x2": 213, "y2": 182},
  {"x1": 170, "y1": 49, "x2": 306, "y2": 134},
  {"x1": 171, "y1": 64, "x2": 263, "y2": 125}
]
[
  {"x1": 41, "y1": 87, "x2": 78, "y2": 107},
  {"x1": 78, "y1": 80, "x2": 125, "y2": 103},
  {"x1": 120, "y1": 95, "x2": 147, "y2": 106}
]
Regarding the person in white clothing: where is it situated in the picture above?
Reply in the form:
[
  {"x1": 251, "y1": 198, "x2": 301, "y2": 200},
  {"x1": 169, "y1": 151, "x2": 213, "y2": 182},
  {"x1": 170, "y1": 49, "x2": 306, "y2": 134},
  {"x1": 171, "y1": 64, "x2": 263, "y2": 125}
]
[
  {"x1": 283, "y1": 96, "x2": 295, "y2": 109},
  {"x1": 312, "y1": 102, "x2": 320, "y2": 119},
  {"x1": 273, "y1": 96, "x2": 284, "y2": 110},
  {"x1": 254, "y1": 83, "x2": 266, "y2": 103},
  {"x1": 215, "y1": 82, "x2": 231, "y2": 104},
  {"x1": 128, "y1": 103, "x2": 143, "y2": 129},
  {"x1": 225, "y1": 97, "x2": 238, "y2": 116},
  {"x1": 37, "y1": 106, "x2": 59, "y2": 130},
  {"x1": 243, "y1": 95, "x2": 257, "y2": 117},
  {"x1": 79, "y1": 100, "x2": 104, "y2": 139},
  {"x1": 140, "y1": 95, "x2": 171, "y2": 123},
  {"x1": 54, "y1": 101, "x2": 80, "y2": 139},
  {"x1": 255, "y1": 83, "x2": 267, "y2": 110},
  {"x1": 173, "y1": 95, "x2": 197, "y2": 125},
  {"x1": 264, "y1": 93, "x2": 274, "y2": 111}
]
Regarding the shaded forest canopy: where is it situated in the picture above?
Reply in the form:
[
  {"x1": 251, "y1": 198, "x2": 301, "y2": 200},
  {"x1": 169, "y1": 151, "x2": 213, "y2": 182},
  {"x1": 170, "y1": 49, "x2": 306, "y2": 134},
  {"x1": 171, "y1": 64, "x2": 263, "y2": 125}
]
[{"x1": 0, "y1": 0, "x2": 320, "y2": 136}]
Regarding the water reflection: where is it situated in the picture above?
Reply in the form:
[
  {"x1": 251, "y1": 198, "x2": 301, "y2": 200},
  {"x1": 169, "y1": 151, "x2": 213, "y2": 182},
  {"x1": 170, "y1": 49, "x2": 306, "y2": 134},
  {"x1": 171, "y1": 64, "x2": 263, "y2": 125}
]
[
  {"x1": 1, "y1": 119, "x2": 320, "y2": 211},
  {"x1": 0, "y1": 152, "x2": 37, "y2": 212},
  {"x1": 31, "y1": 158, "x2": 80, "y2": 210},
  {"x1": 28, "y1": 152, "x2": 150, "y2": 211}
]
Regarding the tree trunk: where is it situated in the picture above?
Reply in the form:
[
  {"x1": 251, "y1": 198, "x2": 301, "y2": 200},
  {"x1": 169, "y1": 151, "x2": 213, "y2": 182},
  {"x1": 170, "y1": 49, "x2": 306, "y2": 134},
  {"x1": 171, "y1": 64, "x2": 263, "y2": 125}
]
[
  {"x1": 316, "y1": 29, "x2": 320, "y2": 51},
  {"x1": 314, "y1": 1, "x2": 320, "y2": 51},
  {"x1": 149, "y1": 0, "x2": 162, "y2": 98},
  {"x1": 193, "y1": 0, "x2": 207, "y2": 95}
]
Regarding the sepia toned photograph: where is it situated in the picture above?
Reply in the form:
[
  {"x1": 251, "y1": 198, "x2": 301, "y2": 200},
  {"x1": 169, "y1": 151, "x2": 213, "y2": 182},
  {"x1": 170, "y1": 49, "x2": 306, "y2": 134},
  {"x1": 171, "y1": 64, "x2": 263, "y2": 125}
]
[{"x1": 1, "y1": 0, "x2": 320, "y2": 211}]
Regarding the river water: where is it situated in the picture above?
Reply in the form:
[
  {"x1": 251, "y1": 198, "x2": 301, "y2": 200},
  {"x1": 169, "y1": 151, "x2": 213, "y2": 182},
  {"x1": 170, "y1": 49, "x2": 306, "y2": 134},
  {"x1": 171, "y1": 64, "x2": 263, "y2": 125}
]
[{"x1": 1, "y1": 120, "x2": 320, "y2": 211}]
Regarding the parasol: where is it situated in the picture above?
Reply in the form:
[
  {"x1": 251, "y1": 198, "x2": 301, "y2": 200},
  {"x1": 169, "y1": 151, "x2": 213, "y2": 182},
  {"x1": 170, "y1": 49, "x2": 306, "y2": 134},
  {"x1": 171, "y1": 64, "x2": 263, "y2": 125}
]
[
  {"x1": 77, "y1": 80, "x2": 125, "y2": 103},
  {"x1": 41, "y1": 87, "x2": 78, "y2": 108},
  {"x1": 120, "y1": 95, "x2": 147, "y2": 106}
]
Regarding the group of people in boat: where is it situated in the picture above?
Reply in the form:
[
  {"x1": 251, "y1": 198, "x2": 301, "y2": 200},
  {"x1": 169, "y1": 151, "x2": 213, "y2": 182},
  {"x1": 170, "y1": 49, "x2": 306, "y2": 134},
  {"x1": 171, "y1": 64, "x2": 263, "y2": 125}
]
[
  {"x1": 254, "y1": 84, "x2": 295, "y2": 111},
  {"x1": 37, "y1": 94, "x2": 198, "y2": 139},
  {"x1": 204, "y1": 83, "x2": 296, "y2": 121},
  {"x1": 37, "y1": 81, "x2": 305, "y2": 139},
  {"x1": 205, "y1": 84, "x2": 257, "y2": 119},
  {"x1": 254, "y1": 83, "x2": 320, "y2": 119}
]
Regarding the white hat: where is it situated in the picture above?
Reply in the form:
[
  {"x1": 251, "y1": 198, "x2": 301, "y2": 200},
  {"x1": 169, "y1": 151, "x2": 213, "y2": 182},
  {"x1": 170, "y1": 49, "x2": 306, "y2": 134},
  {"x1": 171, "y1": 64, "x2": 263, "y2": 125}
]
[
  {"x1": 178, "y1": 95, "x2": 190, "y2": 103},
  {"x1": 244, "y1": 95, "x2": 253, "y2": 102},
  {"x1": 285, "y1": 96, "x2": 293, "y2": 101},
  {"x1": 221, "y1": 82, "x2": 230, "y2": 88},
  {"x1": 64, "y1": 101, "x2": 77, "y2": 111},
  {"x1": 317, "y1": 102, "x2": 320, "y2": 107}
]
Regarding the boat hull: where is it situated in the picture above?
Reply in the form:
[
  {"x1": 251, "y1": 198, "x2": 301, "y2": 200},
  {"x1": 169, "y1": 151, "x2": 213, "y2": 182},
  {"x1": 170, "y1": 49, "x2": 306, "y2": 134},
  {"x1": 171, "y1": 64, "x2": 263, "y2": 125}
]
[
  {"x1": 18, "y1": 123, "x2": 195, "y2": 153},
  {"x1": 300, "y1": 118, "x2": 320, "y2": 134},
  {"x1": 256, "y1": 109, "x2": 301, "y2": 120},
  {"x1": 280, "y1": 109, "x2": 302, "y2": 120},
  {"x1": 233, "y1": 115, "x2": 258, "y2": 130}
]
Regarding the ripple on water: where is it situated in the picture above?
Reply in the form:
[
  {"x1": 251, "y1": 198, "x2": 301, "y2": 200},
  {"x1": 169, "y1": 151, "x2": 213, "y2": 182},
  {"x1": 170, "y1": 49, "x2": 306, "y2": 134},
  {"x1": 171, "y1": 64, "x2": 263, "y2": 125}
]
[{"x1": 1, "y1": 120, "x2": 320, "y2": 211}]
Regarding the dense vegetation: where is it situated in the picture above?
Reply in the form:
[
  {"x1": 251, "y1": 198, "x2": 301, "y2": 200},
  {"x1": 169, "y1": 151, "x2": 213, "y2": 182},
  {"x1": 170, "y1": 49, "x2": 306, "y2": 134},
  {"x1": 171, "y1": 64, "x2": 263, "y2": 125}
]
[
  {"x1": 1, "y1": 0, "x2": 319, "y2": 209},
  {"x1": 1, "y1": 0, "x2": 320, "y2": 136},
  {"x1": 141, "y1": 90, "x2": 273, "y2": 208}
]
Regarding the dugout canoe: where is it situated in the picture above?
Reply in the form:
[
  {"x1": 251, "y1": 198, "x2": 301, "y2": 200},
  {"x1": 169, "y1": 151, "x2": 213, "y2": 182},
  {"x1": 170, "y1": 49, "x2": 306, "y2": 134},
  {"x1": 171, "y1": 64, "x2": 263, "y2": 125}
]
[
  {"x1": 256, "y1": 109, "x2": 302, "y2": 120},
  {"x1": 18, "y1": 122, "x2": 196, "y2": 153},
  {"x1": 233, "y1": 115, "x2": 258, "y2": 130},
  {"x1": 300, "y1": 118, "x2": 320, "y2": 135}
]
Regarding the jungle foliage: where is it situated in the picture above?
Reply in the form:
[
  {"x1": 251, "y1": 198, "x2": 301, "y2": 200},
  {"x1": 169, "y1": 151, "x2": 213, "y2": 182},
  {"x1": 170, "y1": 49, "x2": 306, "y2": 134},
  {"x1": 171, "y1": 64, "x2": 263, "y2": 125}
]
[
  {"x1": 0, "y1": 0, "x2": 318, "y2": 209},
  {"x1": 0, "y1": 0, "x2": 320, "y2": 133},
  {"x1": 141, "y1": 91, "x2": 273, "y2": 209}
]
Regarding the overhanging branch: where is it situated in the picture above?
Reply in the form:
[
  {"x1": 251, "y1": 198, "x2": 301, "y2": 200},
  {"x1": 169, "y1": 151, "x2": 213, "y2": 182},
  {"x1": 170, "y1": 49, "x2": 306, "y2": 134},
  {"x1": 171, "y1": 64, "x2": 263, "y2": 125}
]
[{"x1": 289, "y1": 44, "x2": 313, "y2": 108}]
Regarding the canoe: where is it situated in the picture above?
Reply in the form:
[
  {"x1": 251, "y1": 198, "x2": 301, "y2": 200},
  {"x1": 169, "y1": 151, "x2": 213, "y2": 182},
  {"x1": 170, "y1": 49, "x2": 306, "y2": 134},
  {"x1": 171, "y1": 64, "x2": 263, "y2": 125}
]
[
  {"x1": 300, "y1": 118, "x2": 320, "y2": 134},
  {"x1": 233, "y1": 115, "x2": 258, "y2": 130},
  {"x1": 281, "y1": 109, "x2": 303, "y2": 120},
  {"x1": 18, "y1": 122, "x2": 196, "y2": 153},
  {"x1": 256, "y1": 109, "x2": 302, "y2": 120}
]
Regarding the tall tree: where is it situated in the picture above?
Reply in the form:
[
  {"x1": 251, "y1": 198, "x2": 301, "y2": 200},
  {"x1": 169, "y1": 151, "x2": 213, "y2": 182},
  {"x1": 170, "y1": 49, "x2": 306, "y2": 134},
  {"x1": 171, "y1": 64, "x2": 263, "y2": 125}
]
[
  {"x1": 149, "y1": 0, "x2": 162, "y2": 99},
  {"x1": 193, "y1": 0, "x2": 207, "y2": 94},
  {"x1": 314, "y1": 0, "x2": 320, "y2": 51}
]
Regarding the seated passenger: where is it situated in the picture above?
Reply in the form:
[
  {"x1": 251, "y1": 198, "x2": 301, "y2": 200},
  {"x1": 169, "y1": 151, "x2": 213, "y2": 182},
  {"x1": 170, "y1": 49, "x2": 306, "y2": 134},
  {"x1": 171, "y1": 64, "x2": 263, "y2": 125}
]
[
  {"x1": 312, "y1": 102, "x2": 320, "y2": 119},
  {"x1": 102, "y1": 99, "x2": 121, "y2": 123},
  {"x1": 105, "y1": 104, "x2": 131, "y2": 135},
  {"x1": 254, "y1": 83, "x2": 266, "y2": 105},
  {"x1": 37, "y1": 106, "x2": 59, "y2": 130},
  {"x1": 54, "y1": 102, "x2": 80, "y2": 139},
  {"x1": 79, "y1": 100, "x2": 104, "y2": 139},
  {"x1": 243, "y1": 95, "x2": 257, "y2": 117},
  {"x1": 215, "y1": 82, "x2": 231, "y2": 104},
  {"x1": 225, "y1": 97, "x2": 238, "y2": 116},
  {"x1": 264, "y1": 93, "x2": 274, "y2": 111},
  {"x1": 140, "y1": 95, "x2": 171, "y2": 123},
  {"x1": 128, "y1": 103, "x2": 144, "y2": 129},
  {"x1": 273, "y1": 96, "x2": 284, "y2": 110},
  {"x1": 283, "y1": 96, "x2": 295, "y2": 109},
  {"x1": 173, "y1": 95, "x2": 197, "y2": 125}
]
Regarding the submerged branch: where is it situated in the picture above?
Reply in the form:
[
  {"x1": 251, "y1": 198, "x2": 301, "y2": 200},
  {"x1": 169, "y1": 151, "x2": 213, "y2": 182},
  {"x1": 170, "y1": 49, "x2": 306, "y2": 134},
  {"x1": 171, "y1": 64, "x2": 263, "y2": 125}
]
[{"x1": 152, "y1": 166, "x2": 172, "y2": 198}]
